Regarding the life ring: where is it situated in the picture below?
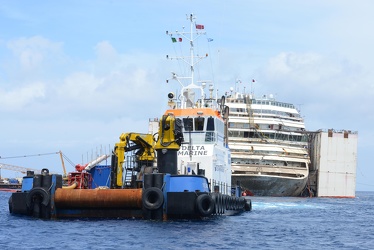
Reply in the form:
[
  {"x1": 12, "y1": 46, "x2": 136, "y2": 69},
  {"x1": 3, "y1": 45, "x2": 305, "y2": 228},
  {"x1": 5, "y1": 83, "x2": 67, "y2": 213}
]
[
  {"x1": 195, "y1": 194, "x2": 215, "y2": 217},
  {"x1": 142, "y1": 187, "x2": 164, "y2": 210},
  {"x1": 26, "y1": 187, "x2": 50, "y2": 208}
]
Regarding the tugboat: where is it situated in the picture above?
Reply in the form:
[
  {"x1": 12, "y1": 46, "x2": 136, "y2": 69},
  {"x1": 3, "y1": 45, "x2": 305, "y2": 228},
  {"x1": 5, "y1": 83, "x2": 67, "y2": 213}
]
[
  {"x1": 163, "y1": 14, "x2": 251, "y2": 215},
  {"x1": 8, "y1": 14, "x2": 251, "y2": 220}
]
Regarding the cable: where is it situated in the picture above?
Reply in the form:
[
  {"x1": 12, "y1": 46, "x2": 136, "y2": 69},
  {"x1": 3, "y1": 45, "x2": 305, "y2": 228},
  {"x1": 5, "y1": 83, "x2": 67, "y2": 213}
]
[
  {"x1": 62, "y1": 153, "x2": 76, "y2": 167},
  {"x1": 0, "y1": 152, "x2": 59, "y2": 159}
]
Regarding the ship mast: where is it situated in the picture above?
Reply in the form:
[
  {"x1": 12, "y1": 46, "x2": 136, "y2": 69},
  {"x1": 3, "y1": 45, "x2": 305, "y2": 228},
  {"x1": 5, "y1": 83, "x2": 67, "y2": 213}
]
[
  {"x1": 188, "y1": 14, "x2": 196, "y2": 87},
  {"x1": 166, "y1": 14, "x2": 208, "y2": 108}
]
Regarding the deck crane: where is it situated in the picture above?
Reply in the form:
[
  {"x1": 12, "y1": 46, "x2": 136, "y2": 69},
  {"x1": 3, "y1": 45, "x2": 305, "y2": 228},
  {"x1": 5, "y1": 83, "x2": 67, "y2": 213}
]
[
  {"x1": 112, "y1": 132, "x2": 156, "y2": 188},
  {"x1": 59, "y1": 150, "x2": 67, "y2": 180},
  {"x1": 111, "y1": 114, "x2": 183, "y2": 188},
  {"x1": 0, "y1": 151, "x2": 65, "y2": 179},
  {"x1": 0, "y1": 163, "x2": 42, "y2": 178}
]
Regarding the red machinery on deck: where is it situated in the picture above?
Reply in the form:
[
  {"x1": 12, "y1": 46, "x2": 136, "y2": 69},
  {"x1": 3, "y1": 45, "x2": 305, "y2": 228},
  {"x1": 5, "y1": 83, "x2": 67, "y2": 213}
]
[{"x1": 67, "y1": 164, "x2": 92, "y2": 189}]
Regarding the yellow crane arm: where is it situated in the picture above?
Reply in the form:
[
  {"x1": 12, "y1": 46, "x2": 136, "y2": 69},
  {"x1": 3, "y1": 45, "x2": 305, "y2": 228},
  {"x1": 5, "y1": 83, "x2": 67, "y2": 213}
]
[
  {"x1": 114, "y1": 133, "x2": 155, "y2": 187},
  {"x1": 59, "y1": 150, "x2": 67, "y2": 178}
]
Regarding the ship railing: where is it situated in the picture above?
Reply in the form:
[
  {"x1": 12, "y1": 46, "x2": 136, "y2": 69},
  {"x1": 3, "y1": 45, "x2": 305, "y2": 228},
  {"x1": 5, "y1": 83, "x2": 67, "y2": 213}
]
[
  {"x1": 228, "y1": 136, "x2": 309, "y2": 146},
  {"x1": 210, "y1": 179, "x2": 231, "y2": 195},
  {"x1": 316, "y1": 128, "x2": 358, "y2": 134},
  {"x1": 230, "y1": 153, "x2": 309, "y2": 161},
  {"x1": 252, "y1": 113, "x2": 304, "y2": 122},
  {"x1": 231, "y1": 164, "x2": 309, "y2": 172}
]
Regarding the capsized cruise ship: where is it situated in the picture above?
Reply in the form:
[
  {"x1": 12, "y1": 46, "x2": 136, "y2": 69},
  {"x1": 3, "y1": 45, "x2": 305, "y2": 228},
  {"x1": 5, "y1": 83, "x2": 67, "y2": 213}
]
[{"x1": 225, "y1": 89, "x2": 310, "y2": 196}]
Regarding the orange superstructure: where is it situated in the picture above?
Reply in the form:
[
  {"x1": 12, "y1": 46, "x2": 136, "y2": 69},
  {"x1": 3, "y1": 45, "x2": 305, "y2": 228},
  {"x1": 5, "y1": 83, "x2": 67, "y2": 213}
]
[{"x1": 165, "y1": 108, "x2": 223, "y2": 119}]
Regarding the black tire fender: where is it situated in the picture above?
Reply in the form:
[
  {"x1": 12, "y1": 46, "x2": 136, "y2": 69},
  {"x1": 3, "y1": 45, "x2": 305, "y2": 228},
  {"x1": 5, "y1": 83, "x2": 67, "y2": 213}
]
[
  {"x1": 8, "y1": 196, "x2": 13, "y2": 213},
  {"x1": 229, "y1": 196, "x2": 234, "y2": 210},
  {"x1": 26, "y1": 187, "x2": 50, "y2": 207},
  {"x1": 238, "y1": 198, "x2": 242, "y2": 210},
  {"x1": 196, "y1": 194, "x2": 215, "y2": 217},
  {"x1": 211, "y1": 193, "x2": 219, "y2": 214},
  {"x1": 142, "y1": 187, "x2": 164, "y2": 210},
  {"x1": 240, "y1": 197, "x2": 246, "y2": 209},
  {"x1": 219, "y1": 194, "x2": 224, "y2": 214},
  {"x1": 236, "y1": 197, "x2": 241, "y2": 210},
  {"x1": 226, "y1": 196, "x2": 230, "y2": 210},
  {"x1": 222, "y1": 195, "x2": 227, "y2": 214},
  {"x1": 245, "y1": 199, "x2": 252, "y2": 211},
  {"x1": 233, "y1": 197, "x2": 237, "y2": 210}
]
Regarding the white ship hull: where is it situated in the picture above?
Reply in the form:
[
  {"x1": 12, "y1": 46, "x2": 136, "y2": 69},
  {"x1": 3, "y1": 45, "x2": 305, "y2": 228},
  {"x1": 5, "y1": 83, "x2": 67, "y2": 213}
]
[{"x1": 225, "y1": 92, "x2": 311, "y2": 196}]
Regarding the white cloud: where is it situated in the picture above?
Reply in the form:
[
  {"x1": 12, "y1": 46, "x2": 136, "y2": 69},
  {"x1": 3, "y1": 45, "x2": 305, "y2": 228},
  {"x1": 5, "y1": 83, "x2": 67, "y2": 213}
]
[
  {"x1": 56, "y1": 43, "x2": 165, "y2": 117},
  {"x1": 250, "y1": 50, "x2": 372, "y2": 137},
  {"x1": 1, "y1": 37, "x2": 167, "y2": 120},
  {"x1": 94, "y1": 41, "x2": 119, "y2": 63},
  {"x1": 7, "y1": 36, "x2": 64, "y2": 72},
  {"x1": 322, "y1": 1, "x2": 374, "y2": 65},
  {"x1": 60, "y1": 72, "x2": 102, "y2": 99},
  {"x1": 0, "y1": 36, "x2": 168, "y2": 173},
  {"x1": 260, "y1": 52, "x2": 367, "y2": 100},
  {"x1": 0, "y1": 82, "x2": 45, "y2": 111}
]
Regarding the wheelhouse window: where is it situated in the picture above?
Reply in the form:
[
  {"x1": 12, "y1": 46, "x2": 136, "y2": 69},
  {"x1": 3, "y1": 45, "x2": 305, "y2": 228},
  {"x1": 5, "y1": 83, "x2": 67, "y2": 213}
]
[
  {"x1": 207, "y1": 117, "x2": 215, "y2": 131},
  {"x1": 195, "y1": 117, "x2": 205, "y2": 131},
  {"x1": 205, "y1": 116, "x2": 215, "y2": 142},
  {"x1": 183, "y1": 118, "x2": 193, "y2": 131}
]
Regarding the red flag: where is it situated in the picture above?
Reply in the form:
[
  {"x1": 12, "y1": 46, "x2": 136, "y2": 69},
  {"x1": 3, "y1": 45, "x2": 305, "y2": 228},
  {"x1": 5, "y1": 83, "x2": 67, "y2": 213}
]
[
  {"x1": 196, "y1": 24, "x2": 204, "y2": 29},
  {"x1": 252, "y1": 79, "x2": 255, "y2": 82},
  {"x1": 178, "y1": 37, "x2": 182, "y2": 42}
]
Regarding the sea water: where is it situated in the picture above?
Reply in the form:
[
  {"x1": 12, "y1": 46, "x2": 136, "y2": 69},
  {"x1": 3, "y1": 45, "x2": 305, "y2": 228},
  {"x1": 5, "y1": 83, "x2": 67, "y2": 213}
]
[{"x1": 1, "y1": 191, "x2": 373, "y2": 250}]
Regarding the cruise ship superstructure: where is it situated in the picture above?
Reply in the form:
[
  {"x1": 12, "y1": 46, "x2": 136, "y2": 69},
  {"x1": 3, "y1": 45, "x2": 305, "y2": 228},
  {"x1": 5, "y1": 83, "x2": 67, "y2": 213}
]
[{"x1": 225, "y1": 90, "x2": 310, "y2": 196}]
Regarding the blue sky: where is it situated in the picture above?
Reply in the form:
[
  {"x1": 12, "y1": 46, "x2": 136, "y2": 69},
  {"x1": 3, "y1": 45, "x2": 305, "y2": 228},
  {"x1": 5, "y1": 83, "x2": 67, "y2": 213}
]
[{"x1": 0, "y1": 1, "x2": 373, "y2": 191}]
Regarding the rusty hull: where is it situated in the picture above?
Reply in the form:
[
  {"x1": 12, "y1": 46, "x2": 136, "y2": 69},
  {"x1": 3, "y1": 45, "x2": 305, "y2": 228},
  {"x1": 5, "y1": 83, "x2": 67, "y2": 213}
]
[{"x1": 54, "y1": 188, "x2": 143, "y2": 209}]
